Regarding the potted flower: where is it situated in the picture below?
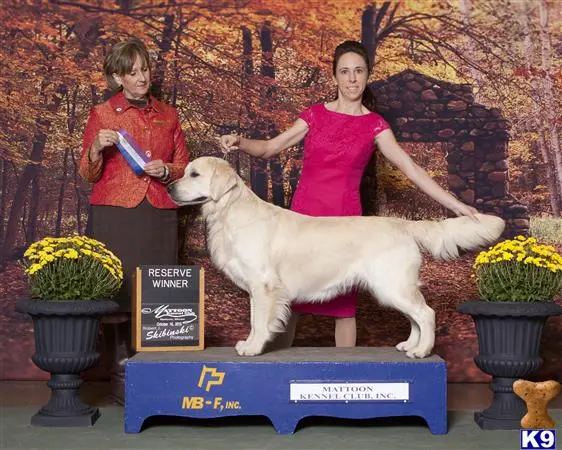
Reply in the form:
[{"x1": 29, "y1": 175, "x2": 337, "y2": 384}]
[
  {"x1": 16, "y1": 235, "x2": 121, "y2": 427},
  {"x1": 457, "y1": 235, "x2": 562, "y2": 430}
]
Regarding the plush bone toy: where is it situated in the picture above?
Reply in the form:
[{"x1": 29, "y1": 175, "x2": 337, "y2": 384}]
[{"x1": 513, "y1": 379, "x2": 561, "y2": 429}]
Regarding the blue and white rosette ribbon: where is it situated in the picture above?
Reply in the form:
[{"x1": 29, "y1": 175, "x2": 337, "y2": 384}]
[{"x1": 116, "y1": 129, "x2": 150, "y2": 175}]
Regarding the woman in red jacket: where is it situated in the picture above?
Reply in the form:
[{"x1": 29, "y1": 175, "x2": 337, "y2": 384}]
[{"x1": 79, "y1": 38, "x2": 188, "y2": 398}]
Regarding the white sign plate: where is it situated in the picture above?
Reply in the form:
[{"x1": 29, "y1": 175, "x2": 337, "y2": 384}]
[{"x1": 290, "y1": 382, "x2": 410, "y2": 402}]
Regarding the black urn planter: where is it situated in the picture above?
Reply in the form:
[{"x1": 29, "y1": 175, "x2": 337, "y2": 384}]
[
  {"x1": 16, "y1": 299, "x2": 119, "y2": 427},
  {"x1": 457, "y1": 300, "x2": 562, "y2": 430}
]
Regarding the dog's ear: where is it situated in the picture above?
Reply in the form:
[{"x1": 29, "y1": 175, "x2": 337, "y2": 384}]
[{"x1": 209, "y1": 161, "x2": 237, "y2": 201}]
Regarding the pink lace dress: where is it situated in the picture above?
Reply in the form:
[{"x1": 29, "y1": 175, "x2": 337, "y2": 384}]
[{"x1": 290, "y1": 103, "x2": 390, "y2": 317}]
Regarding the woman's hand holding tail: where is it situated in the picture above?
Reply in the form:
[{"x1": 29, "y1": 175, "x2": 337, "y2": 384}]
[{"x1": 451, "y1": 200, "x2": 480, "y2": 222}]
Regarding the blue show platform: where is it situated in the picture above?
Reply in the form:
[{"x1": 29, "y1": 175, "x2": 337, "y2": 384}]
[{"x1": 124, "y1": 347, "x2": 447, "y2": 435}]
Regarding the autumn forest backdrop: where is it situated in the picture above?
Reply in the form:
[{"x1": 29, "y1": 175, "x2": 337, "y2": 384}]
[{"x1": 0, "y1": 0, "x2": 560, "y2": 382}]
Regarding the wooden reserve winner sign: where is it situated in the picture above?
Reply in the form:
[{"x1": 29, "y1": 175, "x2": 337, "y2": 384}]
[{"x1": 132, "y1": 265, "x2": 204, "y2": 351}]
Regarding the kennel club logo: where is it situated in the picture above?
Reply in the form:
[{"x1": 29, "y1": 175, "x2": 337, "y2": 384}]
[
  {"x1": 141, "y1": 305, "x2": 198, "y2": 322},
  {"x1": 180, "y1": 365, "x2": 242, "y2": 412},
  {"x1": 141, "y1": 305, "x2": 198, "y2": 341}
]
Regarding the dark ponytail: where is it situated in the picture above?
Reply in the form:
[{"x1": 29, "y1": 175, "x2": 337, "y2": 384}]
[
  {"x1": 332, "y1": 40, "x2": 375, "y2": 112},
  {"x1": 361, "y1": 87, "x2": 376, "y2": 112}
]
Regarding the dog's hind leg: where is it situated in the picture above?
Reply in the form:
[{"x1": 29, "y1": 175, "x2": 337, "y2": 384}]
[
  {"x1": 235, "y1": 284, "x2": 278, "y2": 356},
  {"x1": 366, "y1": 245, "x2": 436, "y2": 359},
  {"x1": 402, "y1": 290, "x2": 435, "y2": 359},
  {"x1": 383, "y1": 289, "x2": 435, "y2": 359},
  {"x1": 395, "y1": 315, "x2": 420, "y2": 353},
  {"x1": 368, "y1": 275, "x2": 435, "y2": 359},
  {"x1": 387, "y1": 288, "x2": 435, "y2": 359}
]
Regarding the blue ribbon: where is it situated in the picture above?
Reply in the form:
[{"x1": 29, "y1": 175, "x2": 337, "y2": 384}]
[{"x1": 116, "y1": 130, "x2": 151, "y2": 175}]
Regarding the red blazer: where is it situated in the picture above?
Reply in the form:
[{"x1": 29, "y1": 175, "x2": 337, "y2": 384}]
[{"x1": 79, "y1": 92, "x2": 189, "y2": 209}]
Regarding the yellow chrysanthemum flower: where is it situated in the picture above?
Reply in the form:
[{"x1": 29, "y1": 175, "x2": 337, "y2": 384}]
[
  {"x1": 473, "y1": 236, "x2": 562, "y2": 302},
  {"x1": 21, "y1": 234, "x2": 123, "y2": 300}
]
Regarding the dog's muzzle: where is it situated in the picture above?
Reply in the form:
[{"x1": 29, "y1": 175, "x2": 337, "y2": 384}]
[
  {"x1": 171, "y1": 195, "x2": 210, "y2": 206},
  {"x1": 166, "y1": 182, "x2": 209, "y2": 206},
  {"x1": 180, "y1": 196, "x2": 209, "y2": 205}
]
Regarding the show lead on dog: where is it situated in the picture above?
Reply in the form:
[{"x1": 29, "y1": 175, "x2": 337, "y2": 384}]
[
  {"x1": 219, "y1": 40, "x2": 479, "y2": 349},
  {"x1": 79, "y1": 38, "x2": 189, "y2": 398}
]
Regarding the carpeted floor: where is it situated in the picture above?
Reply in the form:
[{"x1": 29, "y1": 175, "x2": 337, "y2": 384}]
[{"x1": 2, "y1": 407, "x2": 561, "y2": 450}]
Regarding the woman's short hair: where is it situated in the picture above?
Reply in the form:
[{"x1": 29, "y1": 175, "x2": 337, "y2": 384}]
[{"x1": 103, "y1": 38, "x2": 151, "y2": 91}]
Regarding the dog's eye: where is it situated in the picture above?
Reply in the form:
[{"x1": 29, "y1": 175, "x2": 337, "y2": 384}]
[{"x1": 190, "y1": 172, "x2": 200, "y2": 178}]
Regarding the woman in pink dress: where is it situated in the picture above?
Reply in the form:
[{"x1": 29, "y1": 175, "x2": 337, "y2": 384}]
[{"x1": 219, "y1": 40, "x2": 477, "y2": 348}]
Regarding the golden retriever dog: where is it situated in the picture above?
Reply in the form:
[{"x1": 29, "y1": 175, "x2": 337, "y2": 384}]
[{"x1": 168, "y1": 157, "x2": 505, "y2": 359}]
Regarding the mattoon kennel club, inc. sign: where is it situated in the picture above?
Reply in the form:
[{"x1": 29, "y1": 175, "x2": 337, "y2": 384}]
[{"x1": 289, "y1": 382, "x2": 410, "y2": 402}]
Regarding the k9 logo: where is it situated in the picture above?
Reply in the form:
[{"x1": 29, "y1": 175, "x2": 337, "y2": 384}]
[{"x1": 520, "y1": 429, "x2": 556, "y2": 450}]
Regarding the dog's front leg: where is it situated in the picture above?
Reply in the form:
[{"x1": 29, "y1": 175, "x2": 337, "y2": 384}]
[{"x1": 235, "y1": 287, "x2": 275, "y2": 356}]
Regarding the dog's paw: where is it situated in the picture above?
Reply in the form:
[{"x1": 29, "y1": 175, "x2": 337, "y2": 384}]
[
  {"x1": 395, "y1": 340, "x2": 416, "y2": 352},
  {"x1": 235, "y1": 339, "x2": 265, "y2": 356},
  {"x1": 235, "y1": 340, "x2": 249, "y2": 355},
  {"x1": 406, "y1": 346, "x2": 432, "y2": 359}
]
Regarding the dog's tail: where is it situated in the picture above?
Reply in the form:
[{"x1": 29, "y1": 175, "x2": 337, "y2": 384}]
[{"x1": 405, "y1": 213, "x2": 505, "y2": 260}]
